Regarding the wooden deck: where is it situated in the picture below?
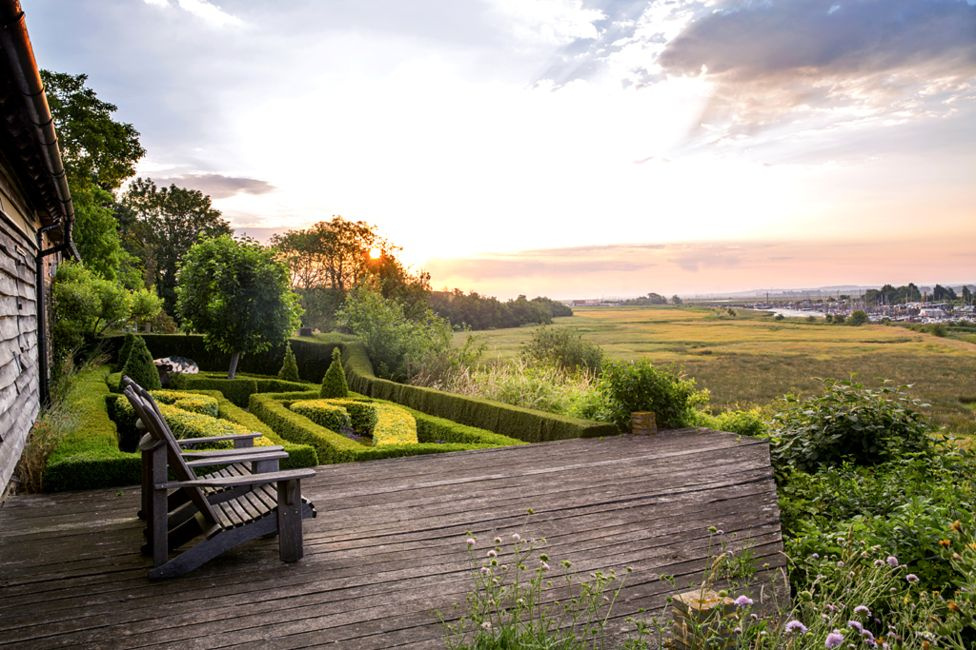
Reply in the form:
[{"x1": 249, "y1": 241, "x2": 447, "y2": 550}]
[{"x1": 0, "y1": 431, "x2": 786, "y2": 649}]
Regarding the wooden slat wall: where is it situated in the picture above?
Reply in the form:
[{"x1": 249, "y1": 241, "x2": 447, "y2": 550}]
[{"x1": 0, "y1": 205, "x2": 39, "y2": 494}]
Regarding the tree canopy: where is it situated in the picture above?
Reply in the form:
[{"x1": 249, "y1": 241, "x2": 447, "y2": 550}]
[
  {"x1": 176, "y1": 236, "x2": 302, "y2": 378},
  {"x1": 120, "y1": 178, "x2": 232, "y2": 314}
]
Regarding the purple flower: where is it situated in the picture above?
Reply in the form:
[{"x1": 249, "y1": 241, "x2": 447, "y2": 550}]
[
  {"x1": 487, "y1": 549, "x2": 497, "y2": 558},
  {"x1": 466, "y1": 537, "x2": 476, "y2": 546},
  {"x1": 854, "y1": 605, "x2": 871, "y2": 616},
  {"x1": 906, "y1": 573, "x2": 919, "y2": 584},
  {"x1": 873, "y1": 559, "x2": 885, "y2": 567},
  {"x1": 886, "y1": 555, "x2": 899, "y2": 567},
  {"x1": 811, "y1": 553, "x2": 820, "y2": 559},
  {"x1": 734, "y1": 595, "x2": 754, "y2": 607},
  {"x1": 848, "y1": 620, "x2": 863, "y2": 632},
  {"x1": 826, "y1": 631, "x2": 845, "y2": 648},
  {"x1": 785, "y1": 620, "x2": 808, "y2": 634}
]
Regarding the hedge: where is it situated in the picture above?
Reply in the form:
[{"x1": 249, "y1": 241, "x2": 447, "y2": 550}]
[
  {"x1": 250, "y1": 391, "x2": 523, "y2": 464},
  {"x1": 111, "y1": 332, "x2": 619, "y2": 443},
  {"x1": 291, "y1": 398, "x2": 418, "y2": 446},
  {"x1": 43, "y1": 366, "x2": 141, "y2": 492},
  {"x1": 167, "y1": 373, "x2": 312, "y2": 406}
]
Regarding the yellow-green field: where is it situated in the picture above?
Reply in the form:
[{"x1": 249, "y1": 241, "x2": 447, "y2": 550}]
[{"x1": 456, "y1": 306, "x2": 976, "y2": 435}]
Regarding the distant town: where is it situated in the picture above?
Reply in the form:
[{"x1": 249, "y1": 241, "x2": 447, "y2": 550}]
[{"x1": 566, "y1": 283, "x2": 976, "y2": 324}]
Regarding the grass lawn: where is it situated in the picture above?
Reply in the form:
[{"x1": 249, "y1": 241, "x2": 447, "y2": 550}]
[{"x1": 456, "y1": 306, "x2": 976, "y2": 435}]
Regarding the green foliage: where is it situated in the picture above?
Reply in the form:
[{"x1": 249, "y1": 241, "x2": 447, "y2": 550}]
[
  {"x1": 766, "y1": 379, "x2": 933, "y2": 473},
  {"x1": 249, "y1": 391, "x2": 523, "y2": 463},
  {"x1": 595, "y1": 360, "x2": 708, "y2": 430},
  {"x1": 119, "y1": 178, "x2": 233, "y2": 313},
  {"x1": 429, "y1": 290, "x2": 571, "y2": 330},
  {"x1": 167, "y1": 373, "x2": 309, "y2": 406},
  {"x1": 290, "y1": 400, "x2": 352, "y2": 433},
  {"x1": 371, "y1": 402, "x2": 418, "y2": 445},
  {"x1": 115, "y1": 333, "x2": 136, "y2": 371},
  {"x1": 849, "y1": 309, "x2": 869, "y2": 325},
  {"x1": 51, "y1": 262, "x2": 159, "y2": 366},
  {"x1": 328, "y1": 399, "x2": 378, "y2": 436},
  {"x1": 336, "y1": 286, "x2": 453, "y2": 382},
  {"x1": 43, "y1": 366, "x2": 141, "y2": 492},
  {"x1": 696, "y1": 407, "x2": 768, "y2": 437},
  {"x1": 278, "y1": 343, "x2": 300, "y2": 381},
  {"x1": 176, "y1": 235, "x2": 302, "y2": 378},
  {"x1": 520, "y1": 326, "x2": 602, "y2": 373},
  {"x1": 320, "y1": 347, "x2": 349, "y2": 398},
  {"x1": 778, "y1": 449, "x2": 976, "y2": 593},
  {"x1": 120, "y1": 336, "x2": 161, "y2": 390},
  {"x1": 69, "y1": 183, "x2": 139, "y2": 283}
]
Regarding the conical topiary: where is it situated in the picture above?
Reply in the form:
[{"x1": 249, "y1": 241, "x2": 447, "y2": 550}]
[
  {"x1": 121, "y1": 335, "x2": 161, "y2": 390},
  {"x1": 115, "y1": 332, "x2": 136, "y2": 371},
  {"x1": 278, "y1": 343, "x2": 300, "y2": 381},
  {"x1": 320, "y1": 347, "x2": 349, "y2": 398}
]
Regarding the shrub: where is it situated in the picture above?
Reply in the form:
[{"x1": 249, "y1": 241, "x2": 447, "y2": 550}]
[
  {"x1": 320, "y1": 347, "x2": 349, "y2": 398},
  {"x1": 596, "y1": 359, "x2": 708, "y2": 430},
  {"x1": 290, "y1": 400, "x2": 352, "y2": 432},
  {"x1": 278, "y1": 343, "x2": 300, "y2": 381},
  {"x1": 372, "y1": 403, "x2": 418, "y2": 446},
  {"x1": 328, "y1": 399, "x2": 378, "y2": 436},
  {"x1": 120, "y1": 335, "x2": 161, "y2": 390},
  {"x1": 448, "y1": 360, "x2": 601, "y2": 417},
  {"x1": 115, "y1": 332, "x2": 136, "y2": 371},
  {"x1": 696, "y1": 407, "x2": 768, "y2": 437},
  {"x1": 849, "y1": 309, "x2": 868, "y2": 325},
  {"x1": 520, "y1": 326, "x2": 603, "y2": 373},
  {"x1": 766, "y1": 379, "x2": 933, "y2": 473}
]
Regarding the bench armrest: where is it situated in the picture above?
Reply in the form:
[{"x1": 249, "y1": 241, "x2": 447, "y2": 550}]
[
  {"x1": 181, "y1": 446, "x2": 283, "y2": 459},
  {"x1": 157, "y1": 468, "x2": 316, "y2": 490},
  {"x1": 184, "y1": 451, "x2": 288, "y2": 468},
  {"x1": 178, "y1": 433, "x2": 262, "y2": 447}
]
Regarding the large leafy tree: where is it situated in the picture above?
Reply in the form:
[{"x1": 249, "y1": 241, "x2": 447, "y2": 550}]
[
  {"x1": 42, "y1": 70, "x2": 145, "y2": 283},
  {"x1": 176, "y1": 236, "x2": 302, "y2": 378},
  {"x1": 119, "y1": 178, "x2": 232, "y2": 314}
]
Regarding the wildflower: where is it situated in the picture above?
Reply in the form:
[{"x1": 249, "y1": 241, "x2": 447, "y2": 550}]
[
  {"x1": 825, "y1": 630, "x2": 845, "y2": 648},
  {"x1": 848, "y1": 620, "x2": 863, "y2": 632},
  {"x1": 487, "y1": 550, "x2": 497, "y2": 558},
  {"x1": 947, "y1": 600, "x2": 960, "y2": 612},
  {"x1": 886, "y1": 555, "x2": 899, "y2": 567},
  {"x1": 734, "y1": 595, "x2": 753, "y2": 607},
  {"x1": 811, "y1": 552, "x2": 820, "y2": 559},
  {"x1": 733, "y1": 627, "x2": 742, "y2": 634},
  {"x1": 950, "y1": 520, "x2": 962, "y2": 532},
  {"x1": 494, "y1": 536, "x2": 502, "y2": 545},
  {"x1": 905, "y1": 574, "x2": 919, "y2": 584},
  {"x1": 481, "y1": 621, "x2": 492, "y2": 631},
  {"x1": 836, "y1": 561, "x2": 845, "y2": 567},
  {"x1": 873, "y1": 559, "x2": 885, "y2": 567},
  {"x1": 785, "y1": 620, "x2": 808, "y2": 634},
  {"x1": 939, "y1": 539, "x2": 951, "y2": 548},
  {"x1": 854, "y1": 605, "x2": 871, "y2": 617},
  {"x1": 466, "y1": 537, "x2": 476, "y2": 546},
  {"x1": 541, "y1": 561, "x2": 550, "y2": 571},
  {"x1": 480, "y1": 567, "x2": 491, "y2": 575},
  {"x1": 512, "y1": 533, "x2": 521, "y2": 542}
]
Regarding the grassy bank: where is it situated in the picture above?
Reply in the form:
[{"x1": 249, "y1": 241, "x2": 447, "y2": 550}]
[{"x1": 457, "y1": 306, "x2": 976, "y2": 435}]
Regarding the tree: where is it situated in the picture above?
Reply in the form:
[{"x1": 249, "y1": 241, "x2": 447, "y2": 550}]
[
  {"x1": 42, "y1": 70, "x2": 145, "y2": 281},
  {"x1": 50, "y1": 261, "x2": 162, "y2": 367},
  {"x1": 963, "y1": 285, "x2": 973, "y2": 306},
  {"x1": 120, "y1": 178, "x2": 232, "y2": 314},
  {"x1": 849, "y1": 310, "x2": 869, "y2": 326},
  {"x1": 933, "y1": 284, "x2": 957, "y2": 302},
  {"x1": 320, "y1": 348, "x2": 349, "y2": 398},
  {"x1": 176, "y1": 236, "x2": 302, "y2": 379},
  {"x1": 671, "y1": 295, "x2": 683, "y2": 305},
  {"x1": 277, "y1": 343, "x2": 300, "y2": 381},
  {"x1": 121, "y1": 336, "x2": 161, "y2": 390}
]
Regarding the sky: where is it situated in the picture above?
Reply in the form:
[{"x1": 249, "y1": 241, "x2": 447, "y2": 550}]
[{"x1": 22, "y1": 0, "x2": 976, "y2": 299}]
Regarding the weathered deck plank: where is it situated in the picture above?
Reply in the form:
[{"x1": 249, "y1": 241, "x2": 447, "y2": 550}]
[{"x1": 0, "y1": 431, "x2": 785, "y2": 648}]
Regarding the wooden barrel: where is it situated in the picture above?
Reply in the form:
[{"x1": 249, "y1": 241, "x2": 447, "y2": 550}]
[{"x1": 630, "y1": 411, "x2": 657, "y2": 435}]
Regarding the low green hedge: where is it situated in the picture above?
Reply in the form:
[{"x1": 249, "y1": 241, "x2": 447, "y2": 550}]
[
  {"x1": 290, "y1": 398, "x2": 418, "y2": 446},
  {"x1": 168, "y1": 373, "x2": 312, "y2": 406},
  {"x1": 109, "y1": 332, "x2": 619, "y2": 442},
  {"x1": 250, "y1": 391, "x2": 523, "y2": 464},
  {"x1": 44, "y1": 366, "x2": 141, "y2": 492}
]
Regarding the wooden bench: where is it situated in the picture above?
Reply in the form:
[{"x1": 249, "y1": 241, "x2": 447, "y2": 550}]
[{"x1": 122, "y1": 378, "x2": 317, "y2": 579}]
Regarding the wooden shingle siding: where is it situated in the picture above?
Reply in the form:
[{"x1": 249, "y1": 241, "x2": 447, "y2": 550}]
[{"x1": 0, "y1": 206, "x2": 39, "y2": 492}]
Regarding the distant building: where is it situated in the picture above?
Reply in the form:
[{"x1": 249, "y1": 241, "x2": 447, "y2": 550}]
[{"x1": 0, "y1": 0, "x2": 76, "y2": 494}]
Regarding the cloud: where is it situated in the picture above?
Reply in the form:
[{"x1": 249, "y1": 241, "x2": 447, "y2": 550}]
[
  {"x1": 658, "y1": 0, "x2": 976, "y2": 137},
  {"x1": 142, "y1": 0, "x2": 244, "y2": 28},
  {"x1": 489, "y1": 0, "x2": 607, "y2": 45},
  {"x1": 150, "y1": 173, "x2": 274, "y2": 198}
]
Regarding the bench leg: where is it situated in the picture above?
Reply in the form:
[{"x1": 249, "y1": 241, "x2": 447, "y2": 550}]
[{"x1": 277, "y1": 479, "x2": 304, "y2": 563}]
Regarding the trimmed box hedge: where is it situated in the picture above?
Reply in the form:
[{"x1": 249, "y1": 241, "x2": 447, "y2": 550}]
[
  {"x1": 43, "y1": 366, "x2": 142, "y2": 492},
  {"x1": 250, "y1": 390, "x2": 524, "y2": 464},
  {"x1": 115, "y1": 332, "x2": 618, "y2": 443}
]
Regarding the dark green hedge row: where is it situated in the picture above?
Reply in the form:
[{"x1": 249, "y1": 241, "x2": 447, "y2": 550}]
[
  {"x1": 167, "y1": 373, "x2": 311, "y2": 406},
  {"x1": 118, "y1": 332, "x2": 618, "y2": 443},
  {"x1": 43, "y1": 366, "x2": 141, "y2": 492},
  {"x1": 249, "y1": 391, "x2": 522, "y2": 464}
]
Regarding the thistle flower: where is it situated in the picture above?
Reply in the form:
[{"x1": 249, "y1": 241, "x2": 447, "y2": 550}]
[
  {"x1": 487, "y1": 549, "x2": 497, "y2": 558},
  {"x1": 854, "y1": 605, "x2": 871, "y2": 617},
  {"x1": 785, "y1": 620, "x2": 808, "y2": 634},
  {"x1": 848, "y1": 620, "x2": 863, "y2": 632},
  {"x1": 734, "y1": 595, "x2": 753, "y2": 607},
  {"x1": 905, "y1": 574, "x2": 919, "y2": 584},
  {"x1": 466, "y1": 537, "x2": 476, "y2": 546},
  {"x1": 825, "y1": 631, "x2": 845, "y2": 648},
  {"x1": 886, "y1": 555, "x2": 899, "y2": 567}
]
